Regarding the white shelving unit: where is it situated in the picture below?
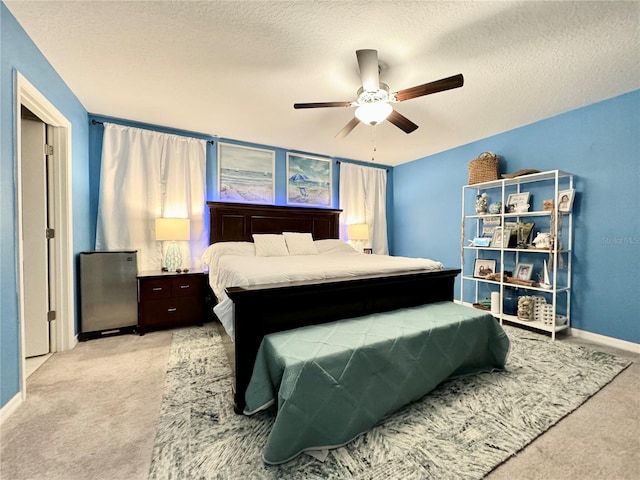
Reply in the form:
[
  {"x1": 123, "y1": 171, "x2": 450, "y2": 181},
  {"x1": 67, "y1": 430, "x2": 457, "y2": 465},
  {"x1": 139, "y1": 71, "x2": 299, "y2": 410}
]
[{"x1": 461, "y1": 170, "x2": 574, "y2": 339}]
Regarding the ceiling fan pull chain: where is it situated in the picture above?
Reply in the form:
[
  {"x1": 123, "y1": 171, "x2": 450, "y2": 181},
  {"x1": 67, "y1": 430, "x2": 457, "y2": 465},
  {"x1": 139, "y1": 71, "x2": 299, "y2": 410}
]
[{"x1": 371, "y1": 126, "x2": 377, "y2": 161}]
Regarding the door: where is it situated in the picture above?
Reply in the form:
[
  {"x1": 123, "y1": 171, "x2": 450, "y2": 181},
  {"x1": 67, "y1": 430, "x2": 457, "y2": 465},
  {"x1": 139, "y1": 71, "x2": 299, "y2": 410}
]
[{"x1": 21, "y1": 106, "x2": 51, "y2": 357}]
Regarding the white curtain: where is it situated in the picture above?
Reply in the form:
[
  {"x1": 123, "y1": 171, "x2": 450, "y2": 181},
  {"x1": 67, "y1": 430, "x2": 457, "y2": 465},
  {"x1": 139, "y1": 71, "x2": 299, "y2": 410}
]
[
  {"x1": 339, "y1": 162, "x2": 388, "y2": 254},
  {"x1": 95, "y1": 123, "x2": 207, "y2": 271}
]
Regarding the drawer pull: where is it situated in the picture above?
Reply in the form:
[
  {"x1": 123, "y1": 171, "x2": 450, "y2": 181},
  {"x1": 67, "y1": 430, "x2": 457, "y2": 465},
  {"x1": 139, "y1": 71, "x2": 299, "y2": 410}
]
[
  {"x1": 152, "y1": 287, "x2": 163, "y2": 291},
  {"x1": 180, "y1": 285, "x2": 190, "y2": 289},
  {"x1": 167, "y1": 308, "x2": 177, "y2": 312}
]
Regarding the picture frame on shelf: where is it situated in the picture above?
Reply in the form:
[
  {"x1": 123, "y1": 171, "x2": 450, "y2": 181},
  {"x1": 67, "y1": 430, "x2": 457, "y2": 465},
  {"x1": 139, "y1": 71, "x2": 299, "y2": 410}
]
[
  {"x1": 482, "y1": 216, "x2": 501, "y2": 236},
  {"x1": 515, "y1": 263, "x2": 534, "y2": 281},
  {"x1": 506, "y1": 192, "x2": 530, "y2": 213},
  {"x1": 504, "y1": 221, "x2": 535, "y2": 246},
  {"x1": 557, "y1": 188, "x2": 575, "y2": 212},
  {"x1": 491, "y1": 227, "x2": 511, "y2": 248},
  {"x1": 473, "y1": 259, "x2": 496, "y2": 278}
]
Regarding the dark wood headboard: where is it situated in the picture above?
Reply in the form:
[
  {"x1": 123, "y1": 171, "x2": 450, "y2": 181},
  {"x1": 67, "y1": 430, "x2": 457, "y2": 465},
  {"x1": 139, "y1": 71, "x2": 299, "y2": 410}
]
[{"x1": 207, "y1": 201, "x2": 342, "y2": 243}]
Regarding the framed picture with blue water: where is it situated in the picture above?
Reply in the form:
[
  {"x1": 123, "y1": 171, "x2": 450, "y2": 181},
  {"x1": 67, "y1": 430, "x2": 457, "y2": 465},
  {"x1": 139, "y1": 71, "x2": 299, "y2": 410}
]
[
  {"x1": 218, "y1": 142, "x2": 275, "y2": 204},
  {"x1": 286, "y1": 153, "x2": 332, "y2": 206}
]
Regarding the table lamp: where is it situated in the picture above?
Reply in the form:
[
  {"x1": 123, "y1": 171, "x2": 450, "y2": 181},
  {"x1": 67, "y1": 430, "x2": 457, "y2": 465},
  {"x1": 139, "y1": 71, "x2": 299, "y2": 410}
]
[
  {"x1": 347, "y1": 223, "x2": 369, "y2": 253},
  {"x1": 155, "y1": 218, "x2": 190, "y2": 271}
]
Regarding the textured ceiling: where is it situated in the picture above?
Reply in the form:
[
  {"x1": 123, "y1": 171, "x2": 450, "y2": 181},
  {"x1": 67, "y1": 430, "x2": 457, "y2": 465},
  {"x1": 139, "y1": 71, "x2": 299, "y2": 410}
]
[{"x1": 6, "y1": 1, "x2": 639, "y2": 166}]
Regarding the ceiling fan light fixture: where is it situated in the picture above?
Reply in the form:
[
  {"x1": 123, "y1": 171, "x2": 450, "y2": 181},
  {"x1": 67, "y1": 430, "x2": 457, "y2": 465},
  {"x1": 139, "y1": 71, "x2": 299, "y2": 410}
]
[{"x1": 355, "y1": 102, "x2": 392, "y2": 125}]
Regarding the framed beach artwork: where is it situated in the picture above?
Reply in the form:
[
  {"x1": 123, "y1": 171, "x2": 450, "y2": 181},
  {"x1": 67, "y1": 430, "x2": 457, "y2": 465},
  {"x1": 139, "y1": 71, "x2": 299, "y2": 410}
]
[
  {"x1": 218, "y1": 143, "x2": 275, "y2": 204},
  {"x1": 286, "y1": 153, "x2": 332, "y2": 206}
]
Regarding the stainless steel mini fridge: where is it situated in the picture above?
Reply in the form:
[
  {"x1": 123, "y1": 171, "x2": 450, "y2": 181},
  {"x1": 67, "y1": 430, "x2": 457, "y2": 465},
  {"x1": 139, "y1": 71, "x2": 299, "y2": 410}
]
[{"x1": 79, "y1": 250, "x2": 138, "y2": 340}]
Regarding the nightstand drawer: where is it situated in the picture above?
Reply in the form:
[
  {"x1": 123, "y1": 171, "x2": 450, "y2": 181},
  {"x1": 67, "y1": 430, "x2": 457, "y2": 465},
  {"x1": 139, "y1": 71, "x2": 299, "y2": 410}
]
[
  {"x1": 171, "y1": 276, "x2": 203, "y2": 297},
  {"x1": 139, "y1": 277, "x2": 172, "y2": 300},
  {"x1": 140, "y1": 297, "x2": 203, "y2": 327}
]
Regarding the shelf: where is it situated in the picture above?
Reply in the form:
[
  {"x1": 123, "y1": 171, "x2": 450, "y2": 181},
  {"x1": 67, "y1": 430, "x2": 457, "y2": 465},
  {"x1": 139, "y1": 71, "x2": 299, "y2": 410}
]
[
  {"x1": 465, "y1": 211, "x2": 551, "y2": 220},
  {"x1": 461, "y1": 169, "x2": 574, "y2": 340},
  {"x1": 463, "y1": 246, "x2": 572, "y2": 254},
  {"x1": 462, "y1": 276, "x2": 570, "y2": 293},
  {"x1": 463, "y1": 169, "x2": 573, "y2": 190},
  {"x1": 498, "y1": 313, "x2": 570, "y2": 334}
]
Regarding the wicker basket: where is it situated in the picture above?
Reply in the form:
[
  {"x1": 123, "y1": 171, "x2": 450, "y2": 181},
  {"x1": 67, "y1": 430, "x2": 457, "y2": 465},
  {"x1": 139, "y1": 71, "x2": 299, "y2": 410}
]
[{"x1": 468, "y1": 152, "x2": 500, "y2": 185}]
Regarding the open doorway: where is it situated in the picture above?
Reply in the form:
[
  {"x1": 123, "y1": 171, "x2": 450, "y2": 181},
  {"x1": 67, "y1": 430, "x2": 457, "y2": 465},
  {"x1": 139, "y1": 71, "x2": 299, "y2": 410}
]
[
  {"x1": 16, "y1": 72, "x2": 76, "y2": 401},
  {"x1": 20, "y1": 105, "x2": 53, "y2": 375}
]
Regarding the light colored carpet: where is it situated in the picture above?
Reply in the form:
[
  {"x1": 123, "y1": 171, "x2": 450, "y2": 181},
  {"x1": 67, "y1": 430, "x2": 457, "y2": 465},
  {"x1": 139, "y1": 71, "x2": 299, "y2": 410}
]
[
  {"x1": 148, "y1": 324, "x2": 632, "y2": 479},
  {"x1": 1, "y1": 322, "x2": 637, "y2": 480}
]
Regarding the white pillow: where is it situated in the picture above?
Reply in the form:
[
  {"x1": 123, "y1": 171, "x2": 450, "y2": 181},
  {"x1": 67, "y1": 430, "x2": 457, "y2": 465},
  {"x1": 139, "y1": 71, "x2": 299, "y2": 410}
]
[
  {"x1": 283, "y1": 232, "x2": 318, "y2": 255},
  {"x1": 314, "y1": 239, "x2": 359, "y2": 254},
  {"x1": 201, "y1": 242, "x2": 255, "y2": 269},
  {"x1": 253, "y1": 234, "x2": 289, "y2": 257}
]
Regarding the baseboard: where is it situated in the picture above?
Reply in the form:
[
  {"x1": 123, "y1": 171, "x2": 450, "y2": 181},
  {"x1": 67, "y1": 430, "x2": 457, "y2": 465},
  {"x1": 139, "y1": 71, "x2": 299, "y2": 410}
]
[
  {"x1": 456, "y1": 300, "x2": 639, "y2": 354},
  {"x1": 0, "y1": 392, "x2": 23, "y2": 426},
  {"x1": 569, "y1": 328, "x2": 640, "y2": 354}
]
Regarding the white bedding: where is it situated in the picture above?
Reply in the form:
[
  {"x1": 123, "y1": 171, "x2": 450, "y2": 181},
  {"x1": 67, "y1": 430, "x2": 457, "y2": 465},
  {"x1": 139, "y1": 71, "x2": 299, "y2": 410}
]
[{"x1": 201, "y1": 240, "x2": 444, "y2": 339}]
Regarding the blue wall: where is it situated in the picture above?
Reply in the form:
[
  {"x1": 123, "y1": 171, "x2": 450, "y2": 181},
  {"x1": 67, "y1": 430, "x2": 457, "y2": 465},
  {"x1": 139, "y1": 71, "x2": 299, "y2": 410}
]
[
  {"x1": 87, "y1": 114, "x2": 393, "y2": 250},
  {"x1": 1, "y1": 3, "x2": 91, "y2": 407},
  {"x1": 393, "y1": 90, "x2": 640, "y2": 343}
]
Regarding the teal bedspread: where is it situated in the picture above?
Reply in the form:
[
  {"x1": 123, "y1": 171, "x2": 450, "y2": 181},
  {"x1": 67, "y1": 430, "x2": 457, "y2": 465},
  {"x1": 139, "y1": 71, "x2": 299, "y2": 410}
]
[{"x1": 244, "y1": 301, "x2": 510, "y2": 464}]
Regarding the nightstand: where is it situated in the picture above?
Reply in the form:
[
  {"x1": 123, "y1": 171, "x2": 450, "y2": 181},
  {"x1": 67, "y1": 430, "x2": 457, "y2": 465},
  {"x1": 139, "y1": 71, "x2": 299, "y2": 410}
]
[{"x1": 137, "y1": 269, "x2": 208, "y2": 335}]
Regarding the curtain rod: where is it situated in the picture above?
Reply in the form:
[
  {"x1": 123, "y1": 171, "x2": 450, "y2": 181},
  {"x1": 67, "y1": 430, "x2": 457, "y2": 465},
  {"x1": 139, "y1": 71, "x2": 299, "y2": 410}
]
[
  {"x1": 91, "y1": 119, "x2": 215, "y2": 144},
  {"x1": 335, "y1": 160, "x2": 389, "y2": 172}
]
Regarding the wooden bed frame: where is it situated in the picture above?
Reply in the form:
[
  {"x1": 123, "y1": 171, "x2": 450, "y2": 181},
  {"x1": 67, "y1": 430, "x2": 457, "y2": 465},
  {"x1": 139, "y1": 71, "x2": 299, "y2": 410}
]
[{"x1": 206, "y1": 201, "x2": 461, "y2": 412}]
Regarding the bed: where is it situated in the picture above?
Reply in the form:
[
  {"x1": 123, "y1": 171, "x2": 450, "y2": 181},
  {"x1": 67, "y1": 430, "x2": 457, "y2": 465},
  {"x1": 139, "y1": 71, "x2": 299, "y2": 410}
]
[{"x1": 204, "y1": 201, "x2": 462, "y2": 412}]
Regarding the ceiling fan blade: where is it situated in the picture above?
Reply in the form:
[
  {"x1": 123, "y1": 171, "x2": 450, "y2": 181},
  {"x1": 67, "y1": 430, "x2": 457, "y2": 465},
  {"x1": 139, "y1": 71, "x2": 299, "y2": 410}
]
[
  {"x1": 294, "y1": 101, "x2": 352, "y2": 109},
  {"x1": 356, "y1": 49, "x2": 379, "y2": 92},
  {"x1": 335, "y1": 117, "x2": 360, "y2": 139},
  {"x1": 393, "y1": 74, "x2": 464, "y2": 102},
  {"x1": 387, "y1": 109, "x2": 419, "y2": 134}
]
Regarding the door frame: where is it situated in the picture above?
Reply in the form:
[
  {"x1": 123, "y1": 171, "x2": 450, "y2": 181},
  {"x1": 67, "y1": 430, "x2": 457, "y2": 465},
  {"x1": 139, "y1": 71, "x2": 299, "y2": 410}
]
[{"x1": 15, "y1": 72, "x2": 76, "y2": 400}]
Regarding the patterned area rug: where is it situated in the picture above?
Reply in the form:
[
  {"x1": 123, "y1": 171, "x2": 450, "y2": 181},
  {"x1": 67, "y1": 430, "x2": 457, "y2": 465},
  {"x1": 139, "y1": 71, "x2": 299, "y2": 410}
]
[{"x1": 149, "y1": 323, "x2": 630, "y2": 480}]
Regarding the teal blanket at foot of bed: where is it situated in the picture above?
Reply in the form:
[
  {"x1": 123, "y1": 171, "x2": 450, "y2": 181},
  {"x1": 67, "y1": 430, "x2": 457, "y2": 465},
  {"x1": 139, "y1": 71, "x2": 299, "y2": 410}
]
[{"x1": 244, "y1": 301, "x2": 510, "y2": 464}]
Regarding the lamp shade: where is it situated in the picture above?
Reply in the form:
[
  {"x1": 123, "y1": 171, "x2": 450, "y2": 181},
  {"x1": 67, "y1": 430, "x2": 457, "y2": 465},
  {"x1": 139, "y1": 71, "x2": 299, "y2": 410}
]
[
  {"x1": 347, "y1": 223, "x2": 369, "y2": 241},
  {"x1": 155, "y1": 218, "x2": 190, "y2": 241}
]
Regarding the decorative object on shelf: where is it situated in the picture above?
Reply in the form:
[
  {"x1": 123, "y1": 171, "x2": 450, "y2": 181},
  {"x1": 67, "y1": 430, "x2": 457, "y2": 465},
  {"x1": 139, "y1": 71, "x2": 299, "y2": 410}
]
[
  {"x1": 490, "y1": 291, "x2": 500, "y2": 315},
  {"x1": 557, "y1": 188, "x2": 575, "y2": 212},
  {"x1": 505, "y1": 276, "x2": 538, "y2": 287},
  {"x1": 517, "y1": 296, "x2": 534, "y2": 321},
  {"x1": 470, "y1": 237, "x2": 492, "y2": 247},
  {"x1": 473, "y1": 259, "x2": 496, "y2": 278},
  {"x1": 515, "y1": 262, "x2": 534, "y2": 281},
  {"x1": 488, "y1": 202, "x2": 503, "y2": 214},
  {"x1": 475, "y1": 193, "x2": 488, "y2": 214},
  {"x1": 482, "y1": 215, "x2": 501, "y2": 235},
  {"x1": 485, "y1": 272, "x2": 506, "y2": 282},
  {"x1": 503, "y1": 287, "x2": 519, "y2": 315},
  {"x1": 504, "y1": 221, "x2": 535, "y2": 248},
  {"x1": 468, "y1": 152, "x2": 500, "y2": 185},
  {"x1": 155, "y1": 218, "x2": 191, "y2": 272},
  {"x1": 506, "y1": 192, "x2": 530, "y2": 213},
  {"x1": 538, "y1": 259, "x2": 552, "y2": 289},
  {"x1": 491, "y1": 227, "x2": 511, "y2": 248},
  {"x1": 347, "y1": 223, "x2": 369, "y2": 253},
  {"x1": 532, "y1": 232, "x2": 552, "y2": 249},
  {"x1": 501, "y1": 169, "x2": 540, "y2": 179},
  {"x1": 532, "y1": 296, "x2": 567, "y2": 325},
  {"x1": 543, "y1": 199, "x2": 554, "y2": 211}
]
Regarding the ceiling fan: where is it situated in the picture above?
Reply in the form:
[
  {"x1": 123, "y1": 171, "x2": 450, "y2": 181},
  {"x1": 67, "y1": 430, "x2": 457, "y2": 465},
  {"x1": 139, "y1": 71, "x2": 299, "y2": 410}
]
[{"x1": 293, "y1": 49, "x2": 464, "y2": 138}]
